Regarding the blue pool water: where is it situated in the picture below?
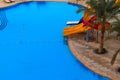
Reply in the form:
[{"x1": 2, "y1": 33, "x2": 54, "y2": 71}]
[{"x1": 0, "y1": 2, "x2": 109, "y2": 80}]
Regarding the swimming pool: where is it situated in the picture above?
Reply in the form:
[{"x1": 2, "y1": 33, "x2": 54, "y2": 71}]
[{"x1": 0, "y1": 2, "x2": 109, "y2": 80}]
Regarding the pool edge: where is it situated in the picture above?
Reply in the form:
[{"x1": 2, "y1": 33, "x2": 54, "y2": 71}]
[{"x1": 0, "y1": 0, "x2": 89, "y2": 8}]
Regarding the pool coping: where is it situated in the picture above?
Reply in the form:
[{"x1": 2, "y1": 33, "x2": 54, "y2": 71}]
[
  {"x1": 0, "y1": 0, "x2": 66, "y2": 8},
  {"x1": 0, "y1": 0, "x2": 89, "y2": 8},
  {"x1": 68, "y1": 38, "x2": 110, "y2": 79}
]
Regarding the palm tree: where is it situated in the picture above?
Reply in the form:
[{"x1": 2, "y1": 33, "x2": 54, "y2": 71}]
[{"x1": 77, "y1": 0, "x2": 120, "y2": 53}]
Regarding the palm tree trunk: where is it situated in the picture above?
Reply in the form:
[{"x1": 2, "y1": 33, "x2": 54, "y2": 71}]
[
  {"x1": 99, "y1": 29, "x2": 105, "y2": 53},
  {"x1": 99, "y1": 16, "x2": 106, "y2": 53},
  {"x1": 96, "y1": 31, "x2": 99, "y2": 43},
  {"x1": 99, "y1": 0, "x2": 106, "y2": 53}
]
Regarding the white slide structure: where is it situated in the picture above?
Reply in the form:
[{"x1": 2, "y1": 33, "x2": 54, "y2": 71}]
[{"x1": 66, "y1": 21, "x2": 79, "y2": 25}]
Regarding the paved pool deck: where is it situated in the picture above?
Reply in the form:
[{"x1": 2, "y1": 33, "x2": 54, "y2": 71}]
[{"x1": 68, "y1": 33, "x2": 120, "y2": 80}]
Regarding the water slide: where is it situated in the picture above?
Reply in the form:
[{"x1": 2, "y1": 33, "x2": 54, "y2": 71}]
[
  {"x1": 63, "y1": 10, "x2": 92, "y2": 37},
  {"x1": 63, "y1": 23, "x2": 91, "y2": 36},
  {"x1": 63, "y1": 7, "x2": 112, "y2": 36}
]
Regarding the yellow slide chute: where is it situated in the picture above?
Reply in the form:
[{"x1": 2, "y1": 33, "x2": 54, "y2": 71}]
[
  {"x1": 63, "y1": 11, "x2": 92, "y2": 37},
  {"x1": 63, "y1": 23, "x2": 91, "y2": 36}
]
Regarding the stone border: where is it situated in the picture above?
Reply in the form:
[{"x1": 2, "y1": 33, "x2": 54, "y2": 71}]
[
  {"x1": 68, "y1": 37, "x2": 120, "y2": 80},
  {"x1": 68, "y1": 38, "x2": 108, "y2": 78},
  {"x1": 0, "y1": 0, "x2": 67, "y2": 8},
  {"x1": 0, "y1": 0, "x2": 89, "y2": 8}
]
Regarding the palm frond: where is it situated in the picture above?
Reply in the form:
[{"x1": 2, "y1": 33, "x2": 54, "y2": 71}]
[
  {"x1": 76, "y1": 7, "x2": 86, "y2": 13},
  {"x1": 109, "y1": 21, "x2": 120, "y2": 34},
  {"x1": 105, "y1": 1, "x2": 120, "y2": 20},
  {"x1": 111, "y1": 48, "x2": 120, "y2": 65}
]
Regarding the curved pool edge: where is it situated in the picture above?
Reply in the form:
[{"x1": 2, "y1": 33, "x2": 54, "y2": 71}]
[
  {"x1": 0, "y1": 0, "x2": 89, "y2": 8},
  {"x1": 0, "y1": 0, "x2": 65, "y2": 8},
  {"x1": 68, "y1": 37, "x2": 120, "y2": 80}
]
